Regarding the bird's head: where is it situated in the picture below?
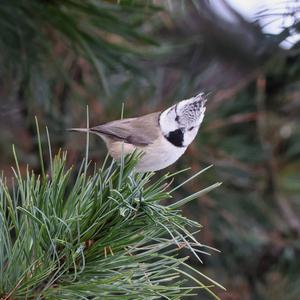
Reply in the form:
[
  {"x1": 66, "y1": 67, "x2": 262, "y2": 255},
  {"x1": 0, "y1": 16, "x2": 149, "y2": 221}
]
[{"x1": 159, "y1": 93, "x2": 207, "y2": 147}]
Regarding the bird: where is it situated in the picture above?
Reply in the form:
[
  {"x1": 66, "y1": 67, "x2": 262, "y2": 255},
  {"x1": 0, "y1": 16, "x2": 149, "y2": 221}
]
[{"x1": 69, "y1": 93, "x2": 207, "y2": 172}]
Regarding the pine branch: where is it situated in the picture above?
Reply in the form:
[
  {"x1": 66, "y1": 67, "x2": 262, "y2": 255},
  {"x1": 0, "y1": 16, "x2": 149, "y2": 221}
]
[{"x1": 0, "y1": 127, "x2": 223, "y2": 299}]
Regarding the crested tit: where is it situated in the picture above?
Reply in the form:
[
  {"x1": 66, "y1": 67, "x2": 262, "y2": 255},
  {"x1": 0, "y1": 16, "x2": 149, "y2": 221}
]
[{"x1": 69, "y1": 93, "x2": 207, "y2": 172}]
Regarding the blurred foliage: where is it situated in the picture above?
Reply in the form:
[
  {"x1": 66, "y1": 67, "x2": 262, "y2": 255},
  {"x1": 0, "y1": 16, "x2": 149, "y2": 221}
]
[{"x1": 0, "y1": 0, "x2": 300, "y2": 299}]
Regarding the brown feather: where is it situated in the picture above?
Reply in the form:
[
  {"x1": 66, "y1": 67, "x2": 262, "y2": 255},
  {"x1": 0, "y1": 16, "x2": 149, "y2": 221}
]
[{"x1": 90, "y1": 112, "x2": 161, "y2": 146}]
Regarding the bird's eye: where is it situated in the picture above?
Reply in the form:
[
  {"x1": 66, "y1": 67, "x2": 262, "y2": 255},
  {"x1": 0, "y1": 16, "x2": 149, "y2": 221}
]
[
  {"x1": 188, "y1": 127, "x2": 194, "y2": 131},
  {"x1": 175, "y1": 116, "x2": 179, "y2": 122}
]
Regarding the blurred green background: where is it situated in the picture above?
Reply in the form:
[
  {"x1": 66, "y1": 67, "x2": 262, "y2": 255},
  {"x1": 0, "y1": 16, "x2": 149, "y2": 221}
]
[{"x1": 0, "y1": 0, "x2": 299, "y2": 299}]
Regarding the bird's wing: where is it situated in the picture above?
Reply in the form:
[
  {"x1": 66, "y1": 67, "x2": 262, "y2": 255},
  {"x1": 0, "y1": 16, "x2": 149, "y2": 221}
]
[{"x1": 90, "y1": 112, "x2": 161, "y2": 146}]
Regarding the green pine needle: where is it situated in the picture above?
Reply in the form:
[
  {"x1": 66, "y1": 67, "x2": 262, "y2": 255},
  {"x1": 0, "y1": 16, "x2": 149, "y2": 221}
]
[{"x1": 0, "y1": 125, "x2": 223, "y2": 299}]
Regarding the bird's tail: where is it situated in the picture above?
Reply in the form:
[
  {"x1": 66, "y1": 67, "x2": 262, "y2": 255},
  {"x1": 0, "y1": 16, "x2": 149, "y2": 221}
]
[{"x1": 67, "y1": 128, "x2": 90, "y2": 133}]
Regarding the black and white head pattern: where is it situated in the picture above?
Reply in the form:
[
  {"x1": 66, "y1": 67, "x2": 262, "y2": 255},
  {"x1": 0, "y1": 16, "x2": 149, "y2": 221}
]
[{"x1": 159, "y1": 93, "x2": 207, "y2": 147}]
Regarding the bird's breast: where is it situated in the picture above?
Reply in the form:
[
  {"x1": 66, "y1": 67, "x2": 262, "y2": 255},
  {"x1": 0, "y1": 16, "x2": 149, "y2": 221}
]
[
  {"x1": 104, "y1": 135, "x2": 186, "y2": 172},
  {"x1": 135, "y1": 135, "x2": 187, "y2": 172}
]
